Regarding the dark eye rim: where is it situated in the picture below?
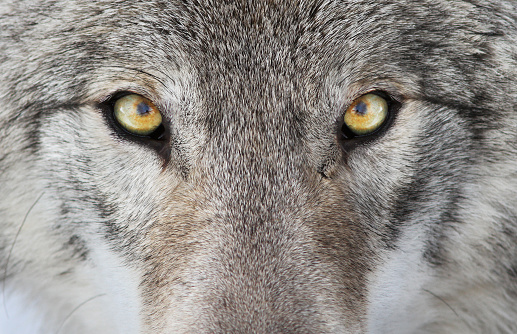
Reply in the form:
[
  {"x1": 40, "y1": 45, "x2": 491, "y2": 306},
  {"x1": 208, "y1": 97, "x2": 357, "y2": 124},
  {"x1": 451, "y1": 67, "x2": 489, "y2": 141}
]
[
  {"x1": 338, "y1": 90, "x2": 401, "y2": 148},
  {"x1": 98, "y1": 91, "x2": 171, "y2": 158}
]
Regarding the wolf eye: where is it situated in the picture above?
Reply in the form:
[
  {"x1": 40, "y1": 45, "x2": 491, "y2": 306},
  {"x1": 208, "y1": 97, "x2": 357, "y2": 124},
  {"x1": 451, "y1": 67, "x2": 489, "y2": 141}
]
[
  {"x1": 342, "y1": 93, "x2": 388, "y2": 137},
  {"x1": 113, "y1": 94, "x2": 163, "y2": 136}
]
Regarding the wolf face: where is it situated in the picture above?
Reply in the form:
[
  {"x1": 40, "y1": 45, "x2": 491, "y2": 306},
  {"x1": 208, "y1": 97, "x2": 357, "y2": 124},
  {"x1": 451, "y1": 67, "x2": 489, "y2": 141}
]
[{"x1": 1, "y1": 0, "x2": 517, "y2": 333}]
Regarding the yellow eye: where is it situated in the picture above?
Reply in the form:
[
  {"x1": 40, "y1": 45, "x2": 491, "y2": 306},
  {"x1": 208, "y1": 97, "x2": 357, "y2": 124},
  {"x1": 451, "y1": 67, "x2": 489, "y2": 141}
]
[
  {"x1": 113, "y1": 94, "x2": 162, "y2": 136},
  {"x1": 343, "y1": 93, "x2": 388, "y2": 136}
]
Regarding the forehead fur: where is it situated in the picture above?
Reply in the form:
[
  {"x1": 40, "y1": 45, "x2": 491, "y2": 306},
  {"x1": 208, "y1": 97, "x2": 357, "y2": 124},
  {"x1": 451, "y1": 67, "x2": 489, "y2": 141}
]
[{"x1": 2, "y1": 1, "x2": 516, "y2": 113}]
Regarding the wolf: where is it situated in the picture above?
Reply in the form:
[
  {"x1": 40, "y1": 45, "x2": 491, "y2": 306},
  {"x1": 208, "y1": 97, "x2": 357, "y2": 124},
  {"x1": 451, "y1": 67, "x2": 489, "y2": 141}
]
[{"x1": 0, "y1": 0, "x2": 517, "y2": 333}]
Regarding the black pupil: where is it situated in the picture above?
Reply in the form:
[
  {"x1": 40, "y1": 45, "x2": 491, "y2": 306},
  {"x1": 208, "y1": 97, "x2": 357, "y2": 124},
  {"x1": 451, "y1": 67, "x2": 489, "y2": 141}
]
[
  {"x1": 136, "y1": 102, "x2": 151, "y2": 115},
  {"x1": 354, "y1": 101, "x2": 368, "y2": 115}
]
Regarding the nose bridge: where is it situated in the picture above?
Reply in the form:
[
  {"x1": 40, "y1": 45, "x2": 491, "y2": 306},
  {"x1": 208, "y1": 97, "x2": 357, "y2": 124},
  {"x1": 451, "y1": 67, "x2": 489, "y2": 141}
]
[
  {"x1": 196, "y1": 54, "x2": 319, "y2": 260},
  {"x1": 202, "y1": 125, "x2": 308, "y2": 249},
  {"x1": 191, "y1": 178, "x2": 341, "y2": 333},
  {"x1": 173, "y1": 40, "x2": 358, "y2": 330},
  {"x1": 189, "y1": 88, "x2": 339, "y2": 331},
  {"x1": 200, "y1": 74, "x2": 306, "y2": 208}
]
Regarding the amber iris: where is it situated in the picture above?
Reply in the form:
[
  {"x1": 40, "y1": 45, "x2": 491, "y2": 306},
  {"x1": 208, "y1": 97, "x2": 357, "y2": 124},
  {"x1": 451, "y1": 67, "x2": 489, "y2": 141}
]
[
  {"x1": 113, "y1": 94, "x2": 162, "y2": 136},
  {"x1": 344, "y1": 93, "x2": 388, "y2": 136}
]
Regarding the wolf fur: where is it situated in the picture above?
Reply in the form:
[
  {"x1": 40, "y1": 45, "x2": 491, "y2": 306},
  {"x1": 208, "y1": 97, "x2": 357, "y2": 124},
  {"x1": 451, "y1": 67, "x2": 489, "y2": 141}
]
[{"x1": 1, "y1": 0, "x2": 517, "y2": 333}]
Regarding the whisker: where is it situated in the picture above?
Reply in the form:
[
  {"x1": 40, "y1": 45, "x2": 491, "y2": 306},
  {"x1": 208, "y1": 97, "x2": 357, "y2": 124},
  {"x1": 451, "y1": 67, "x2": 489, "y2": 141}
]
[
  {"x1": 2, "y1": 192, "x2": 45, "y2": 318},
  {"x1": 422, "y1": 288, "x2": 470, "y2": 328},
  {"x1": 55, "y1": 293, "x2": 107, "y2": 334},
  {"x1": 101, "y1": 65, "x2": 171, "y2": 92}
]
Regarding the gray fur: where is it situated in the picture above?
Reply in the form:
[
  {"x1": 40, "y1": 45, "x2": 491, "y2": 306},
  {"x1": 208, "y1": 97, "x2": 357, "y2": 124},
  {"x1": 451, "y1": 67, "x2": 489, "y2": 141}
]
[{"x1": 1, "y1": 0, "x2": 517, "y2": 333}]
